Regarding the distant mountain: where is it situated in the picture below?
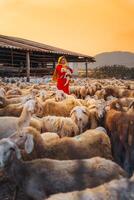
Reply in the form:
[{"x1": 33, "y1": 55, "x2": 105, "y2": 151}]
[{"x1": 90, "y1": 51, "x2": 134, "y2": 68}]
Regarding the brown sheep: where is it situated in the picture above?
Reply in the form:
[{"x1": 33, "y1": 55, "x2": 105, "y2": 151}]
[
  {"x1": 0, "y1": 93, "x2": 33, "y2": 108},
  {"x1": 18, "y1": 126, "x2": 113, "y2": 161},
  {"x1": 0, "y1": 102, "x2": 23, "y2": 116},
  {"x1": 105, "y1": 100, "x2": 134, "y2": 175},
  {"x1": 39, "y1": 98, "x2": 82, "y2": 117},
  {"x1": 46, "y1": 175, "x2": 134, "y2": 200},
  {"x1": 0, "y1": 97, "x2": 43, "y2": 117},
  {"x1": 79, "y1": 85, "x2": 89, "y2": 99},
  {"x1": 0, "y1": 136, "x2": 128, "y2": 200},
  {"x1": 6, "y1": 87, "x2": 22, "y2": 96}
]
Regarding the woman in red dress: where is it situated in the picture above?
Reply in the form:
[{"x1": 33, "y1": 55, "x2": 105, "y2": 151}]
[{"x1": 52, "y1": 56, "x2": 73, "y2": 94}]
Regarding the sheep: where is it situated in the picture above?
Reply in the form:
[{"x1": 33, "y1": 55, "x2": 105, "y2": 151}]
[
  {"x1": 0, "y1": 137, "x2": 128, "y2": 200},
  {"x1": 0, "y1": 92, "x2": 34, "y2": 108},
  {"x1": 102, "y1": 86, "x2": 134, "y2": 99},
  {"x1": 0, "y1": 96, "x2": 43, "y2": 117},
  {"x1": 46, "y1": 175, "x2": 134, "y2": 200},
  {"x1": 0, "y1": 99, "x2": 42, "y2": 139},
  {"x1": 17, "y1": 99, "x2": 40, "y2": 135},
  {"x1": 105, "y1": 100, "x2": 134, "y2": 174},
  {"x1": 68, "y1": 85, "x2": 85, "y2": 99},
  {"x1": 0, "y1": 87, "x2": 6, "y2": 98},
  {"x1": 41, "y1": 116, "x2": 79, "y2": 137},
  {"x1": 63, "y1": 68, "x2": 72, "y2": 86},
  {"x1": 95, "y1": 126, "x2": 107, "y2": 134},
  {"x1": 41, "y1": 132, "x2": 60, "y2": 144},
  {"x1": 73, "y1": 86, "x2": 81, "y2": 98},
  {"x1": 6, "y1": 87, "x2": 22, "y2": 96},
  {"x1": 38, "y1": 89, "x2": 47, "y2": 101},
  {"x1": 128, "y1": 82, "x2": 134, "y2": 90},
  {"x1": 54, "y1": 89, "x2": 76, "y2": 101},
  {"x1": 117, "y1": 88, "x2": 134, "y2": 98},
  {"x1": 79, "y1": 85, "x2": 89, "y2": 99},
  {"x1": 116, "y1": 97, "x2": 134, "y2": 109},
  {"x1": 70, "y1": 106, "x2": 90, "y2": 133},
  {"x1": 0, "y1": 102, "x2": 23, "y2": 116},
  {"x1": 95, "y1": 86, "x2": 121, "y2": 100},
  {"x1": 18, "y1": 126, "x2": 113, "y2": 161},
  {"x1": 40, "y1": 98, "x2": 82, "y2": 117},
  {"x1": 54, "y1": 89, "x2": 66, "y2": 101},
  {"x1": 70, "y1": 106, "x2": 99, "y2": 133}
]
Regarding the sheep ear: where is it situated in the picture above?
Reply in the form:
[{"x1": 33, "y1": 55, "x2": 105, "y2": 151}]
[
  {"x1": 130, "y1": 173, "x2": 134, "y2": 181},
  {"x1": 98, "y1": 107, "x2": 104, "y2": 118},
  {"x1": 105, "y1": 105, "x2": 110, "y2": 111},
  {"x1": 115, "y1": 103, "x2": 121, "y2": 109},
  {"x1": 25, "y1": 134, "x2": 34, "y2": 154},
  {"x1": 27, "y1": 104, "x2": 34, "y2": 112},
  {"x1": 82, "y1": 110, "x2": 89, "y2": 117},
  {"x1": 12, "y1": 144, "x2": 21, "y2": 159},
  {"x1": 70, "y1": 109, "x2": 75, "y2": 116},
  {"x1": 128, "y1": 101, "x2": 134, "y2": 109},
  {"x1": 0, "y1": 100, "x2": 3, "y2": 105}
]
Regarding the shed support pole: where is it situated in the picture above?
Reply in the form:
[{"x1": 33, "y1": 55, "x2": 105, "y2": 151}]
[
  {"x1": 53, "y1": 61, "x2": 55, "y2": 69},
  {"x1": 26, "y1": 52, "x2": 30, "y2": 82},
  {"x1": 85, "y1": 62, "x2": 88, "y2": 77},
  {"x1": 11, "y1": 49, "x2": 14, "y2": 66}
]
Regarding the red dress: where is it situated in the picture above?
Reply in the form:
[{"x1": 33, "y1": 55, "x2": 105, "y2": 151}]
[{"x1": 56, "y1": 64, "x2": 73, "y2": 94}]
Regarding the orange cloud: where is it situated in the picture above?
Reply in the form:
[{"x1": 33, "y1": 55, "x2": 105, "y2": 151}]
[{"x1": 0, "y1": 0, "x2": 134, "y2": 56}]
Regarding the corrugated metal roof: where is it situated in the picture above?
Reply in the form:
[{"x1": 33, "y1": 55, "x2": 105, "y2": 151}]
[{"x1": 0, "y1": 35, "x2": 94, "y2": 61}]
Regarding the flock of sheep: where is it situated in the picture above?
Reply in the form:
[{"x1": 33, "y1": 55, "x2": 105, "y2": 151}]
[{"x1": 0, "y1": 77, "x2": 134, "y2": 200}]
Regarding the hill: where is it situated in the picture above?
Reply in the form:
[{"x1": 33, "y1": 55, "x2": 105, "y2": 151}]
[{"x1": 90, "y1": 51, "x2": 134, "y2": 68}]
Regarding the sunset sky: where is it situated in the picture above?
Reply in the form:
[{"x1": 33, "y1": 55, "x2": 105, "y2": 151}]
[{"x1": 0, "y1": 0, "x2": 134, "y2": 56}]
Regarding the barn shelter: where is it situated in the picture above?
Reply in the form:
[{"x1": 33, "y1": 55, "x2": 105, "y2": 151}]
[{"x1": 0, "y1": 35, "x2": 95, "y2": 81}]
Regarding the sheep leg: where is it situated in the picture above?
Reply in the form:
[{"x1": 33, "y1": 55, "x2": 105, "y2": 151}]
[
  {"x1": 111, "y1": 134, "x2": 124, "y2": 166},
  {"x1": 26, "y1": 180, "x2": 47, "y2": 200},
  {"x1": 12, "y1": 186, "x2": 19, "y2": 200},
  {"x1": 16, "y1": 124, "x2": 23, "y2": 137},
  {"x1": 124, "y1": 149, "x2": 132, "y2": 175}
]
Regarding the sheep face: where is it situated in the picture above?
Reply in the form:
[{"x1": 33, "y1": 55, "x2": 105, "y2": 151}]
[
  {"x1": 96, "y1": 101, "x2": 106, "y2": 119},
  {"x1": 55, "y1": 90, "x2": 66, "y2": 102},
  {"x1": 39, "y1": 90, "x2": 47, "y2": 100},
  {"x1": 24, "y1": 99, "x2": 43, "y2": 115},
  {"x1": 0, "y1": 88, "x2": 6, "y2": 98},
  {"x1": 105, "y1": 100, "x2": 123, "y2": 112},
  {"x1": 21, "y1": 95, "x2": 34, "y2": 104},
  {"x1": 0, "y1": 132, "x2": 34, "y2": 168},
  {"x1": 70, "y1": 106, "x2": 89, "y2": 133},
  {"x1": 95, "y1": 89, "x2": 106, "y2": 99},
  {"x1": 24, "y1": 99, "x2": 36, "y2": 111},
  {"x1": 0, "y1": 138, "x2": 21, "y2": 168},
  {"x1": 127, "y1": 101, "x2": 134, "y2": 112},
  {"x1": 11, "y1": 130, "x2": 34, "y2": 154},
  {"x1": 0, "y1": 96, "x2": 6, "y2": 108}
]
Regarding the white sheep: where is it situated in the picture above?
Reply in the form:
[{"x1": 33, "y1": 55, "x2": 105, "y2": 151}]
[
  {"x1": 55, "y1": 90, "x2": 66, "y2": 101},
  {"x1": 70, "y1": 106, "x2": 96, "y2": 133},
  {"x1": 0, "y1": 99, "x2": 40, "y2": 139},
  {"x1": 41, "y1": 116, "x2": 79, "y2": 137}
]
